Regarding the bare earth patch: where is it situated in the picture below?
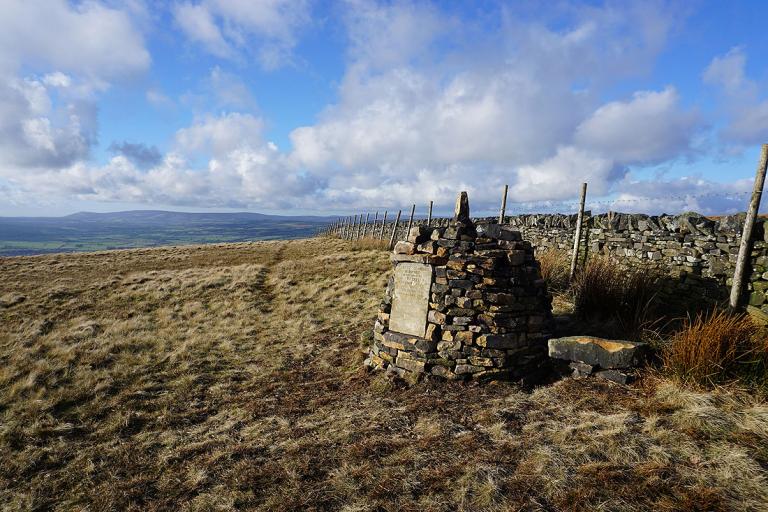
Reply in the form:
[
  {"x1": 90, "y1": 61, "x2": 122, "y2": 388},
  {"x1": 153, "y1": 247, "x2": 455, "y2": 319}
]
[{"x1": 1, "y1": 239, "x2": 766, "y2": 511}]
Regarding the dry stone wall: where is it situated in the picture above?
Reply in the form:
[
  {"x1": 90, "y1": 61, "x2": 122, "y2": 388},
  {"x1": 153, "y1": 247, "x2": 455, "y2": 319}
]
[{"x1": 495, "y1": 212, "x2": 768, "y2": 313}]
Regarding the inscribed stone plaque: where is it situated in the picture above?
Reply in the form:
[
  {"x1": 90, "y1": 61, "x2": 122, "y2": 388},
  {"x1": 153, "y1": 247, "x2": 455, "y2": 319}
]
[{"x1": 389, "y1": 262, "x2": 433, "y2": 337}]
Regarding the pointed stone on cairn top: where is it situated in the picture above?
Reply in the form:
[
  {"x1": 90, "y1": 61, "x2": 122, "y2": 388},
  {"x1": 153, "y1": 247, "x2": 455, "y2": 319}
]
[{"x1": 454, "y1": 191, "x2": 470, "y2": 223}]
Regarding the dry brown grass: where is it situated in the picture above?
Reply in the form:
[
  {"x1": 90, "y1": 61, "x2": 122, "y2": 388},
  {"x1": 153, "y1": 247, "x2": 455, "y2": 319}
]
[
  {"x1": 1, "y1": 239, "x2": 767, "y2": 510},
  {"x1": 535, "y1": 248, "x2": 571, "y2": 292},
  {"x1": 571, "y1": 256, "x2": 660, "y2": 339},
  {"x1": 663, "y1": 309, "x2": 767, "y2": 390},
  {"x1": 348, "y1": 237, "x2": 389, "y2": 251}
]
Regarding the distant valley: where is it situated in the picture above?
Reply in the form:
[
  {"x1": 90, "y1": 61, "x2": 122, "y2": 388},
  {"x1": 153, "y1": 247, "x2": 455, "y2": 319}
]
[{"x1": 0, "y1": 210, "x2": 332, "y2": 256}]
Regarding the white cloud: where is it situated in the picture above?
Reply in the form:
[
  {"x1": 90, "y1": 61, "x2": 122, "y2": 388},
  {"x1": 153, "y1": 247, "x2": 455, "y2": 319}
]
[
  {"x1": 703, "y1": 47, "x2": 749, "y2": 94},
  {"x1": 0, "y1": 0, "x2": 149, "y2": 85},
  {"x1": 704, "y1": 47, "x2": 768, "y2": 146},
  {"x1": 207, "y1": 66, "x2": 257, "y2": 110},
  {"x1": 173, "y1": 0, "x2": 312, "y2": 69},
  {"x1": 42, "y1": 72, "x2": 72, "y2": 89},
  {"x1": 174, "y1": 3, "x2": 233, "y2": 59},
  {"x1": 146, "y1": 88, "x2": 174, "y2": 108},
  {"x1": 513, "y1": 147, "x2": 622, "y2": 202},
  {"x1": 175, "y1": 113, "x2": 264, "y2": 156},
  {"x1": 0, "y1": 77, "x2": 94, "y2": 169},
  {"x1": 289, "y1": 0, "x2": 698, "y2": 211},
  {"x1": 574, "y1": 87, "x2": 701, "y2": 164},
  {"x1": 0, "y1": 0, "x2": 746, "y2": 217},
  {"x1": 0, "y1": 1, "x2": 149, "y2": 176},
  {"x1": 3, "y1": 112, "x2": 322, "y2": 210}
]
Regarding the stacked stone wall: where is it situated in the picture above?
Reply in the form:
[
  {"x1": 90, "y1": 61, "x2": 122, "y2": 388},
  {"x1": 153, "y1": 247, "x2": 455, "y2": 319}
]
[{"x1": 485, "y1": 212, "x2": 768, "y2": 313}]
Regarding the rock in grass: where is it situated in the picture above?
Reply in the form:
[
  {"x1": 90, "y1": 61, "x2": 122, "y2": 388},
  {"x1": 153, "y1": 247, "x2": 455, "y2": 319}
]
[
  {"x1": 548, "y1": 336, "x2": 647, "y2": 369},
  {"x1": 594, "y1": 369, "x2": 631, "y2": 385},
  {"x1": 747, "y1": 305, "x2": 768, "y2": 327}
]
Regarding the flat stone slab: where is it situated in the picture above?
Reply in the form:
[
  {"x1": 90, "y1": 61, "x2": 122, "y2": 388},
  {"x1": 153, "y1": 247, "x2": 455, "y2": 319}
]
[
  {"x1": 548, "y1": 336, "x2": 647, "y2": 369},
  {"x1": 389, "y1": 262, "x2": 433, "y2": 337}
]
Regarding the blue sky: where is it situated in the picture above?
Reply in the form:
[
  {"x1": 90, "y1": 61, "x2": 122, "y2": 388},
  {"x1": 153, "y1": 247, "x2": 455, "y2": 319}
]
[{"x1": 1, "y1": 1, "x2": 767, "y2": 217}]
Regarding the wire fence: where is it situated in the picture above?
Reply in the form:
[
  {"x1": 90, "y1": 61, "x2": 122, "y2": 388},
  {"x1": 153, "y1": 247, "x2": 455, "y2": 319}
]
[{"x1": 316, "y1": 186, "x2": 756, "y2": 244}]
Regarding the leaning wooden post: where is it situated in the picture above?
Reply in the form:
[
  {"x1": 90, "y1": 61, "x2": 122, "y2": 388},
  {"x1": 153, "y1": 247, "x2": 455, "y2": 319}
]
[
  {"x1": 427, "y1": 201, "x2": 433, "y2": 226},
  {"x1": 352, "y1": 215, "x2": 359, "y2": 240},
  {"x1": 379, "y1": 211, "x2": 388, "y2": 240},
  {"x1": 388, "y1": 209, "x2": 402, "y2": 250},
  {"x1": 499, "y1": 184, "x2": 508, "y2": 224},
  {"x1": 355, "y1": 213, "x2": 363, "y2": 240},
  {"x1": 362, "y1": 212, "x2": 370, "y2": 239},
  {"x1": 370, "y1": 211, "x2": 378, "y2": 239},
  {"x1": 730, "y1": 143, "x2": 768, "y2": 310},
  {"x1": 569, "y1": 182, "x2": 588, "y2": 282},
  {"x1": 405, "y1": 204, "x2": 415, "y2": 238}
]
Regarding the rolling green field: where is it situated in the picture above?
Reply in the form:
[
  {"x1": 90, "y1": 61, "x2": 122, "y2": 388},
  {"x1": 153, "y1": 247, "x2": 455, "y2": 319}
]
[{"x1": 0, "y1": 211, "x2": 330, "y2": 256}]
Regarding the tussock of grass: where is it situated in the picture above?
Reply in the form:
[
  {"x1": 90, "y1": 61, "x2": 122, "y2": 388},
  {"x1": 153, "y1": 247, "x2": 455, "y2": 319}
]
[
  {"x1": 663, "y1": 309, "x2": 767, "y2": 390},
  {"x1": 572, "y1": 256, "x2": 659, "y2": 338},
  {"x1": 348, "y1": 237, "x2": 389, "y2": 251},
  {"x1": 536, "y1": 248, "x2": 571, "y2": 292},
  {"x1": 1, "y1": 240, "x2": 767, "y2": 510}
]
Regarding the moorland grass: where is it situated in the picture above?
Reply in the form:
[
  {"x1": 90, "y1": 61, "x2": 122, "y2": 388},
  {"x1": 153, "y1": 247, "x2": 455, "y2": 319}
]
[
  {"x1": 663, "y1": 309, "x2": 768, "y2": 390},
  {"x1": 0, "y1": 239, "x2": 767, "y2": 511}
]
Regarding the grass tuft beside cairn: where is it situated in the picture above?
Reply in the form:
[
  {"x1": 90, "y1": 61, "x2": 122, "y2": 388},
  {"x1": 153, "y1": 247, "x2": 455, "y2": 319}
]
[{"x1": 663, "y1": 309, "x2": 767, "y2": 390}]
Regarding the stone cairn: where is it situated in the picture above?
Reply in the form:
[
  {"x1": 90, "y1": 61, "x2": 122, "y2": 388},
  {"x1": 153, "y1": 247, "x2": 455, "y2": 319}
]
[{"x1": 365, "y1": 192, "x2": 554, "y2": 382}]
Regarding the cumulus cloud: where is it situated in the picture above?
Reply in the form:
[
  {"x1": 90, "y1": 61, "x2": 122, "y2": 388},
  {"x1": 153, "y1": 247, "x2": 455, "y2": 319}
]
[
  {"x1": 0, "y1": 0, "x2": 149, "y2": 86},
  {"x1": 704, "y1": 47, "x2": 768, "y2": 146},
  {"x1": 174, "y1": 113, "x2": 264, "y2": 156},
  {"x1": 173, "y1": 0, "x2": 312, "y2": 69},
  {"x1": 513, "y1": 147, "x2": 624, "y2": 202},
  {"x1": 1, "y1": 0, "x2": 747, "y2": 216},
  {"x1": 174, "y1": 3, "x2": 232, "y2": 59},
  {"x1": 108, "y1": 142, "x2": 163, "y2": 169},
  {"x1": 0, "y1": 0, "x2": 149, "y2": 177},
  {"x1": 289, "y1": 0, "x2": 699, "y2": 211},
  {"x1": 7, "y1": 113, "x2": 323, "y2": 210},
  {"x1": 0, "y1": 76, "x2": 95, "y2": 169},
  {"x1": 574, "y1": 87, "x2": 701, "y2": 164}
]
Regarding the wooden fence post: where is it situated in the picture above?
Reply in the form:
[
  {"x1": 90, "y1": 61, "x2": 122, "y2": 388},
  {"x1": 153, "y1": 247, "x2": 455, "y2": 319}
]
[
  {"x1": 389, "y1": 210, "x2": 402, "y2": 250},
  {"x1": 427, "y1": 201, "x2": 433, "y2": 226},
  {"x1": 499, "y1": 184, "x2": 508, "y2": 224},
  {"x1": 569, "y1": 182, "x2": 588, "y2": 282},
  {"x1": 362, "y1": 212, "x2": 370, "y2": 239},
  {"x1": 352, "y1": 215, "x2": 359, "y2": 240},
  {"x1": 370, "y1": 211, "x2": 378, "y2": 238},
  {"x1": 379, "y1": 211, "x2": 388, "y2": 240},
  {"x1": 406, "y1": 204, "x2": 415, "y2": 238},
  {"x1": 730, "y1": 143, "x2": 768, "y2": 310}
]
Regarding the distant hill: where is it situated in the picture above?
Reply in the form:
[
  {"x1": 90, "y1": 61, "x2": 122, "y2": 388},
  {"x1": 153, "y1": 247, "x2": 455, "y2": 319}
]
[{"x1": 0, "y1": 210, "x2": 333, "y2": 256}]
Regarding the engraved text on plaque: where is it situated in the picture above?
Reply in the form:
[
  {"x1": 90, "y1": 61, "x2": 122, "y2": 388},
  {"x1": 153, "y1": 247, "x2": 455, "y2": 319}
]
[{"x1": 389, "y1": 262, "x2": 433, "y2": 337}]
